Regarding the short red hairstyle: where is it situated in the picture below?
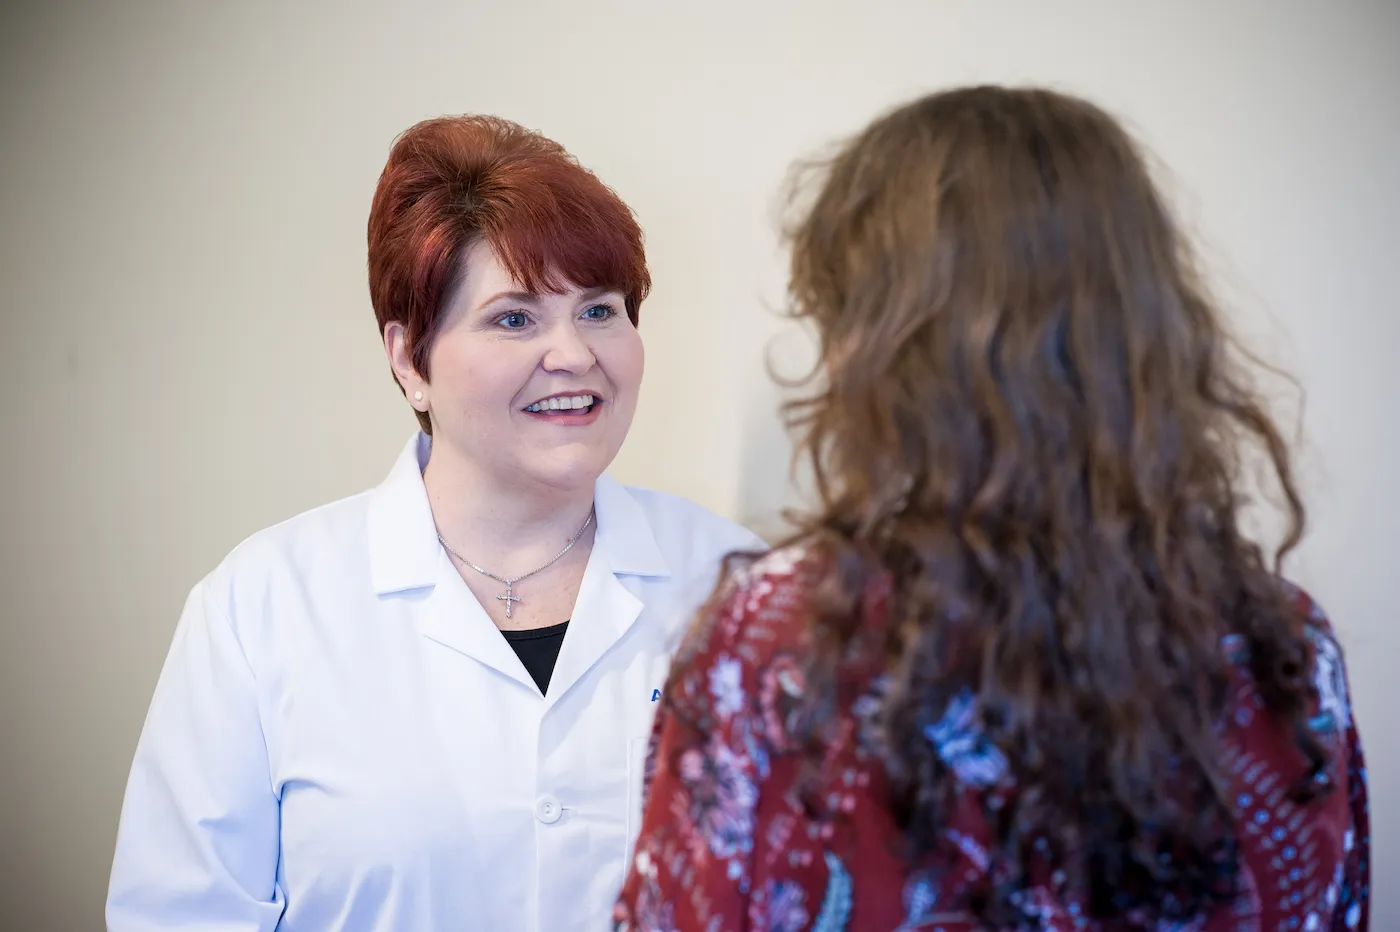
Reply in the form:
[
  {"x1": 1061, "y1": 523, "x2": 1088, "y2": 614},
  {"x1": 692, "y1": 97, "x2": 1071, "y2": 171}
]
[{"x1": 367, "y1": 115, "x2": 651, "y2": 432}]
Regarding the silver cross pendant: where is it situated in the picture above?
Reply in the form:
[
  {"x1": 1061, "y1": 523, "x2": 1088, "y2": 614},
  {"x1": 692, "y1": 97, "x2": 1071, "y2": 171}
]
[{"x1": 497, "y1": 580, "x2": 521, "y2": 619}]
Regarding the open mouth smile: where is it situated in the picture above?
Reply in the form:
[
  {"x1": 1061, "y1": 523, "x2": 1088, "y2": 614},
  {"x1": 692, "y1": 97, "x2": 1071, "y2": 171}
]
[{"x1": 522, "y1": 392, "x2": 603, "y2": 425}]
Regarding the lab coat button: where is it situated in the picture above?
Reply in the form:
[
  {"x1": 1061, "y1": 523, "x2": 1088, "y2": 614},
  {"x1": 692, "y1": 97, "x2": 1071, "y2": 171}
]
[{"x1": 535, "y1": 795, "x2": 562, "y2": 824}]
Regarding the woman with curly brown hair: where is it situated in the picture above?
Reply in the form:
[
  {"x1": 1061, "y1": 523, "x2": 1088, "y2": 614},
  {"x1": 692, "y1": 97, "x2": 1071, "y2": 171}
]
[{"x1": 616, "y1": 86, "x2": 1369, "y2": 931}]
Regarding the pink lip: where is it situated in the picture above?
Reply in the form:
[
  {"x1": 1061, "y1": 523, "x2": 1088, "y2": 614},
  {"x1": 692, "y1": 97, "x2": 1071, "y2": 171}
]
[{"x1": 523, "y1": 406, "x2": 602, "y2": 427}]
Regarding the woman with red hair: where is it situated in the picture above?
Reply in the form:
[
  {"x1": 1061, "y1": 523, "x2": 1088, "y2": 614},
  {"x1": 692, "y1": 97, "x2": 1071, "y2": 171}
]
[{"x1": 107, "y1": 115, "x2": 763, "y2": 931}]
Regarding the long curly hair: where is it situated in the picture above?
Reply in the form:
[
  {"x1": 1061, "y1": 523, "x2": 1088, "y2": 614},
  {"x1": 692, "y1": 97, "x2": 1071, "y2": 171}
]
[{"x1": 769, "y1": 86, "x2": 1325, "y2": 923}]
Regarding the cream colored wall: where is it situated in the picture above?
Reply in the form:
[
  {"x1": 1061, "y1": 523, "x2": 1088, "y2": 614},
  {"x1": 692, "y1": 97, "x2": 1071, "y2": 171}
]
[{"x1": 2, "y1": 0, "x2": 1395, "y2": 927}]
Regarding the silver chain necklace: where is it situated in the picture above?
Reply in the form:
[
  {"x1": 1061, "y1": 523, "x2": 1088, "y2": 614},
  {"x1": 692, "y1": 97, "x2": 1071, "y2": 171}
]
[{"x1": 436, "y1": 509, "x2": 594, "y2": 620}]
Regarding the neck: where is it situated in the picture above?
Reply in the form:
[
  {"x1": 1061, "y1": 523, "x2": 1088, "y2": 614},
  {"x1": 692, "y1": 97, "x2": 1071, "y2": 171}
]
[{"x1": 422, "y1": 444, "x2": 595, "y2": 572}]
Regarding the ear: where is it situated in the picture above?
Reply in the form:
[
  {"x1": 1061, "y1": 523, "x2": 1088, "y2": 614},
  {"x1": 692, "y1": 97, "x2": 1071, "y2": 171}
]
[{"x1": 384, "y1": 321, "x2": 428, "y2": 413}]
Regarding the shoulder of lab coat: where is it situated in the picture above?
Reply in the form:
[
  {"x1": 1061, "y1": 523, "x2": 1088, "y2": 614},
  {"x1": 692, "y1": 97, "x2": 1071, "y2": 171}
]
[
  {"x1": 192, "y1": 425, "x2": 768, "y2": 658},
  {"x1": 193, "y1": 473, "x2": 766, "y2": 668},
  {"x1": 601, "y1": 477, "x2": 769, "y2": 647}
]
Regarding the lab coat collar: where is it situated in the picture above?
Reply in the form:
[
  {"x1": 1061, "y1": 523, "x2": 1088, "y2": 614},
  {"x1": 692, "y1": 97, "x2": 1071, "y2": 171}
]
[{"x1": 366, "y1": 433, "x2": 670, "y2": 596}]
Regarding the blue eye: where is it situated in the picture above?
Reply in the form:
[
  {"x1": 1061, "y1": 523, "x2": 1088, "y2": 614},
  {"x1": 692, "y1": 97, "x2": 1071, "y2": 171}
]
[
  {"x1": 497, "y1": 311, "x2": 530, "y2": 329},
  {"x1": 582, "y1": 303, "x2": 617, "y2": 321}
]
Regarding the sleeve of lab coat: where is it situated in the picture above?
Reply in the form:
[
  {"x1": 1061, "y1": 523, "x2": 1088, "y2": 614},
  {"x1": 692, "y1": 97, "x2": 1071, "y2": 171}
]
[{"x1": 106, "y1": 579, "x2": 285, "y2": 931}]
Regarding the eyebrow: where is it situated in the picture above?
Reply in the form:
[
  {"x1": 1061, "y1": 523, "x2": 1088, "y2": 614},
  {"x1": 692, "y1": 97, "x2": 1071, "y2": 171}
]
[
  {"x1": 476, "y1": 290, "x2": 538, "y2": 311},
  {"x1": 475, "y1": 286, "x2": 619, "y2": 313}
]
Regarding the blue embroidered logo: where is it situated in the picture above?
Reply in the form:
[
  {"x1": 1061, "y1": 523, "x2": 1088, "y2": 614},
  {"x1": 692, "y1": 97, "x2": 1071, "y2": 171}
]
[{"x1": 651, "y1": 688, "x2": 661, "y2": 702}]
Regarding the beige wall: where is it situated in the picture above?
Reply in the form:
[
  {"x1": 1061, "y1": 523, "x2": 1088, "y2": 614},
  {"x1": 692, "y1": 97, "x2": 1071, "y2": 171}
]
[{"x1": 2, "y1": 0, "x2": 1396, "y2": 927}]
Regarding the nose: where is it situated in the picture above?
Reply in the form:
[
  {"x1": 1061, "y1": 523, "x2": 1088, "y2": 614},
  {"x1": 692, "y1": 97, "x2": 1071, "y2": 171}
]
[{"x1": 540, "y1": 319, "x2": 596, "y2": 374}]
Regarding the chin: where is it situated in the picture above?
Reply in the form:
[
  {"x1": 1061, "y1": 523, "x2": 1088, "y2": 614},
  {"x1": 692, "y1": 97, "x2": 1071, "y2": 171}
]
[{"x1": 520, "y1": 452, "x2": 614, "y2": 493}]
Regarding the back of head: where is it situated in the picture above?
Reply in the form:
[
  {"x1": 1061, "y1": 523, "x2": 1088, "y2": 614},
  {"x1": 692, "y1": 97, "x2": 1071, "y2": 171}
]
[{"x1": 781, "y1": 86, "x2": 1322, "y2": 922}]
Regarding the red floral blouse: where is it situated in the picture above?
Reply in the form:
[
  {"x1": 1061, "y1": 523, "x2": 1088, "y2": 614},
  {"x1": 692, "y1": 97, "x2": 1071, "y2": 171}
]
[{"x1": 615, "y1": 548, "x2": 1370, "y2": 931}]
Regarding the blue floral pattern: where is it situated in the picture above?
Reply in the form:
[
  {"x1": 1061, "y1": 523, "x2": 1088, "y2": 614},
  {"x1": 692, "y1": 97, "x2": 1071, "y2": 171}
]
[
  {"x1": 810, "y1": 852, "x2": 852, "y2": 932},
  {"x1": 1308, "y1": 622, "x2": 1350, "y2": 735},
  {"x1": 678, "y1": 740, "x2": 757, "y2": 861},
  {"x1": 763, "y1": 880, "x2": 809, "y2": 932},
  {"x1": 923, "y1": 689, "x2": 1009, "y2": 787},
  {"x1": 710, "y1": 654, "x2": 746, "y2": 720}
]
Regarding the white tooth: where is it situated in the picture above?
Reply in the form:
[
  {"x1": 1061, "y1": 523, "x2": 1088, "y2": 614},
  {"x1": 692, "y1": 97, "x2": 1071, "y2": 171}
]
[
  {"x1": 570, "y1": 396, "x2": 586, "y2": 409},
  {"x1": 583, "y1": 394, "x2": 595, "y2": 406},
  {"x1": 548, "y1": 398, "x2": 561, "y2": 410},
  {"x1": 530, "y1": 403, "x2": 542, "y2": 412}
]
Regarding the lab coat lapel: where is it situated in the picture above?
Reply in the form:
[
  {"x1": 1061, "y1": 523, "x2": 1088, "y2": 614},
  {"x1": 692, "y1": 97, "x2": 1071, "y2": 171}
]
[
  {"x1": 366, "y1": 433, "x2": 536, "y2": 691},
  {"x1": 545, "y1": 474, "x2": 670, "y2": 704},
  {"x1": 417, "y1": 556, "x2": 538, "y2": 691}
]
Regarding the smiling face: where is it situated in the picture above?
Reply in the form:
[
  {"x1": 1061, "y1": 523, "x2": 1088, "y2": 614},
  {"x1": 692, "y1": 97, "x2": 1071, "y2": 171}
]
[{"x1": 388, "y1": 240, "x2": 645, "y2": 495}]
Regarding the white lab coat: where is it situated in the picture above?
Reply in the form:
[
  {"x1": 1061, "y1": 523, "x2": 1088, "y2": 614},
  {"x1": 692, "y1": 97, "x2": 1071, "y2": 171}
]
[{"x1": 107, "y1": 433, "x2": 765, "y2": 932}]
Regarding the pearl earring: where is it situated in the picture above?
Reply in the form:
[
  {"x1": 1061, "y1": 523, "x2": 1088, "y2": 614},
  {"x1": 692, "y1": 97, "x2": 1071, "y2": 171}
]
[{"x1": 413, "y1": 391, "x2": 423, "y2": 402}]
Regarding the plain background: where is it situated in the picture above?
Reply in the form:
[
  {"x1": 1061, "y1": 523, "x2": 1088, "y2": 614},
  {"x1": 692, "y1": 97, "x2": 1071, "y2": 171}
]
[{"x1": 2, "y1": 0, "x2": 1396, "y2": 928}]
